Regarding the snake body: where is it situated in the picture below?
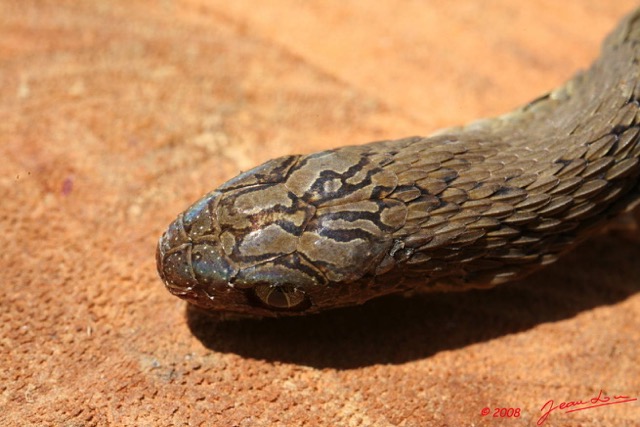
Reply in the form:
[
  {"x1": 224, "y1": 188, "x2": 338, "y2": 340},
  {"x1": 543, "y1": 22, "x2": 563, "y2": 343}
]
[{"x1": 157, "y1": 9, "x2": 640, "y2": 317}]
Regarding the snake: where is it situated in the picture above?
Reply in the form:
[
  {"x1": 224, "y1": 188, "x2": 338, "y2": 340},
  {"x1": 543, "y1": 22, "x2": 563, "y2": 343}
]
[{"x1": 156, "y1": 9, "x2": 640, "y2": 317}]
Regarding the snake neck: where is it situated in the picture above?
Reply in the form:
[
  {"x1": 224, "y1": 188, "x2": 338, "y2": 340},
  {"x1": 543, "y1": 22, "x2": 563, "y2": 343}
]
[{"x1": 360, "y1": 9, "x2": 640, "y2": 290}]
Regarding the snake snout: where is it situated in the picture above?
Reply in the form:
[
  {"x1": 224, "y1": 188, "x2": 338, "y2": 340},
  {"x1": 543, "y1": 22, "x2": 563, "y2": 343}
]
[{"x1": 156, "y1": 221, "x2": 198, "y2": 295}]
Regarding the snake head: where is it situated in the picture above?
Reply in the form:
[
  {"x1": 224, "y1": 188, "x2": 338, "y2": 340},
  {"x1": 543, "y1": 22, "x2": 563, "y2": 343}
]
[{"x1": 156, "y1": 149, "x2": 407, "y2": 317}]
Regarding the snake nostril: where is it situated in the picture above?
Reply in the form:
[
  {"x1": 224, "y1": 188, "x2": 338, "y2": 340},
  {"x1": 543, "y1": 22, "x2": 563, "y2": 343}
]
[{"x1": 159, "y1": 214, "x2": 190, "y2": 254}]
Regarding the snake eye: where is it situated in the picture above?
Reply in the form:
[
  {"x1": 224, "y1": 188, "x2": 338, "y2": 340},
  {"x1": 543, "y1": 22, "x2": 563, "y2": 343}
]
[{"x1": 254, "y1": 284, "x2": 307, "y2": 310}]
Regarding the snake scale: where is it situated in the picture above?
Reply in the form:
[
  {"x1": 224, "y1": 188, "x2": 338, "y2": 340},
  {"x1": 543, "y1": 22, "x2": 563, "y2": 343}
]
[{"x1": 157, "y1": 9, "x2": 640, "y2": 317}]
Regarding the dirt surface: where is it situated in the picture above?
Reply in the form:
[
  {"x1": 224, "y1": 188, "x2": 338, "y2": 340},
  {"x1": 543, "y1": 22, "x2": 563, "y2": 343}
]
[{"x1": 2, "y1": 1, "x2": 639, "y2": 426}]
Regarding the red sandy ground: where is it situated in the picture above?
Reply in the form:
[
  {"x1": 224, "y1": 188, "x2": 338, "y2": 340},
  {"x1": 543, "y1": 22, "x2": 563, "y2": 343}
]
[{"x1": 1, "y1": 1, "x2": 639, "y2": 426}]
